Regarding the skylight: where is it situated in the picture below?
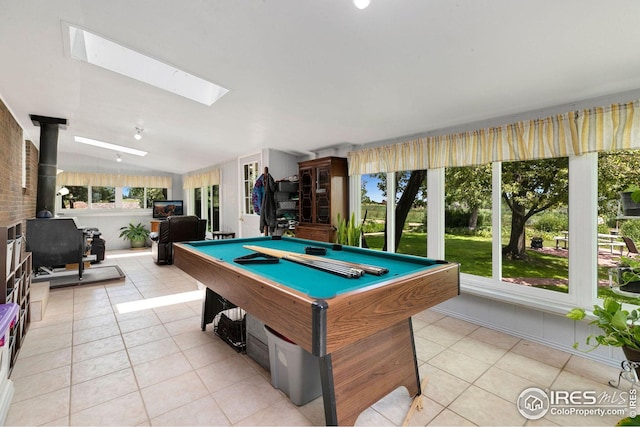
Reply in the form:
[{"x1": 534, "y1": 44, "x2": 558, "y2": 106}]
[
  {"x1": 75, "y1": 136, "x2": 148, "y2": 156},
  {"x1": 68, "y1": 25, "x2": 229, "y2": 106}
]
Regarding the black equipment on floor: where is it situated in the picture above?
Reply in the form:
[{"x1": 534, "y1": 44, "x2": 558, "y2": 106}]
[
  {"x1": 26, "y1": 217, "x2": 95, "y2": 280},
  {"x1": 86, "y1": 228, "x2": 106, "y2": 263}
]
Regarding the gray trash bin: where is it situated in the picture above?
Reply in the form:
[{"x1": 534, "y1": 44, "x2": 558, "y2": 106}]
[{"x1": 264, "y1": 325, "x2": 322, "y2": 406}]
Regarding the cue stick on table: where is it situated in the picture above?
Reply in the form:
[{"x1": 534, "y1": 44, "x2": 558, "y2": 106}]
[
  {"x1": 295, "y1": 252, "x2": 389, "y2": 276},
  {"x1": 243, "y1": 245, "x2": 389, "y2": 276},
  {"x1": 243, "y1": 245, "x2": 366, "y2": 278}
]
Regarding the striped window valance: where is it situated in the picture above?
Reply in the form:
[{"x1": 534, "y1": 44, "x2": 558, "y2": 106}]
[
  {"x1": 57, "y1": 172, "x2": 171, "y2": 188},
  {"x1": 348, "y1": 100, "x2": 640, "y2": 175},
  {"x1": 183, "y1": 168, "x2": 220, "y2": 189}
]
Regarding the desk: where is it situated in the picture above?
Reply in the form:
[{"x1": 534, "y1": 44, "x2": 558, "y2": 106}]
[{"x1": 174, "y1": 236, "x2": 459, "y2": 426}]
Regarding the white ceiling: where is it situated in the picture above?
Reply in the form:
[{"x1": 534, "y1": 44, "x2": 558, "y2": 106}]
[{"x1": 2, "y1": 0, "x2": 640, "y2": 175}]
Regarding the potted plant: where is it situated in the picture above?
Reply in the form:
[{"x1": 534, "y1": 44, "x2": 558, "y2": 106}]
[
  {"x1": 616, "y1": 256, "x2": 640, "y2": 294},
  {"x1": 566, "y1": 297, "x2": 640, "y2": 375},
  {"x1": 620, "y1": 186, "x2": 640, "y2": 216},
  {"x1": 335, "y1": 213, "x2": 362, "y2": 247},
  {"x1": 119, "y1": 222, "x2": 150, "y2": 248}
]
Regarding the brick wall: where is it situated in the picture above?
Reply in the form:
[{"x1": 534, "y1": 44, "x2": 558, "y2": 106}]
[{"x1": 0, "y1": 99, "x2": 38, "y2": 225}]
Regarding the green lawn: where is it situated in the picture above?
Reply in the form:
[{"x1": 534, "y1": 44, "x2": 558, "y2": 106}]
[
  {"x1": 364, "y1": 231, "x2": 640, "y2": 303},
  {"x1": 366, "y1": 232, "x2": 568, "y2": 278}
]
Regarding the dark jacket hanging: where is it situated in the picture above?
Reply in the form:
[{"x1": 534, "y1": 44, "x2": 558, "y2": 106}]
[{"x1": 258, "y1": 172, "x2": 277, "y2": 234}]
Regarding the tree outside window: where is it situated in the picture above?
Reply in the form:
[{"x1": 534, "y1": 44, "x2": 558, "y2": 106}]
[
  {"x1": 146, "y1": 188, "x2": 168, "y2": 207},
  {"x1": 123, "y1": 187, "x2": 144, "y2": 209},
  {"x1": 62, "y1": 186, "x2": 88, "y2": 209},
  {"x1": 598, "y1": 150, "x2": 640, "y2": 305},
  {"x1": 445, "y1": 165, "x2": 492, "y2": 277},
  {"x1": 360, "y1": 171, "x2": 427, "y2": 254},
  {"x1": 500, "y1": 158, "x2": 569, "y2": 292},
  {"x1": 91, "y1": 186, "x2": 115, "y2": 209},
  {"x1": 360, "y1": 174, "x2": 386, "y2": 252},
  {"x1": 364, "y1": 159, "x2": 571, "y2": 293},
  {"x1": 61, "y1": 186, "x2": 167, "y2": 209}
]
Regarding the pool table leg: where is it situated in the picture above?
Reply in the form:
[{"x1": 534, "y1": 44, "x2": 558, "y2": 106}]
[
  {"x1": 201, "y1": 288, "x2": 217, "y2": 330},
  {"x1": 318, "y1": 319, "x2": 421, "y2": 426}
]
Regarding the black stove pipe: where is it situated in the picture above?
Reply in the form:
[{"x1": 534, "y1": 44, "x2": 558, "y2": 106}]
[{"x1": 30, "y1": 114, "x2": 68, "y2": 217}]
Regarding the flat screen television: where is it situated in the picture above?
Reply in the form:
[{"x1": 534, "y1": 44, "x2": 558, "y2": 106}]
[{"x1": 152, "y1": 200, "x2": 184, "y2": 219}]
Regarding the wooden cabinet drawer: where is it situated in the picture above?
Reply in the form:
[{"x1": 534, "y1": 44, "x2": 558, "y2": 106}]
[{"x1": 295, "y1": 224, "x2": 334, "y2": 243}]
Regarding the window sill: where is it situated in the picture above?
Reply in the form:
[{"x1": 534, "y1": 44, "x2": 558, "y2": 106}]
[{"x1": 460, "y1": 274, "x2": 578, "y2": 317}]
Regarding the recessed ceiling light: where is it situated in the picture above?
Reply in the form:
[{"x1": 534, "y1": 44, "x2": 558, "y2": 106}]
[
  {"x1": 75, "y1": 136, "x2": 147, "y2": 157},
  {"x1": 134, "y1": 127, "x2": 143, "y2": 141},
  {"x1": 67, "y1": 25, "x2": 229, "y2": 106},
  {"x1": 353, "y1": 0, "x2": 370, "y2": 9}
]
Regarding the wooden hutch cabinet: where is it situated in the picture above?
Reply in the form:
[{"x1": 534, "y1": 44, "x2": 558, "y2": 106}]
[{"x1": 295, "y1": 156, "x2": 348, "y2": 242}]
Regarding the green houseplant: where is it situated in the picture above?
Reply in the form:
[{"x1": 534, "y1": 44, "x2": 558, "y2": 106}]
[
  {"x1": 567, "y1": 297, "x2": 640, "y2": 352},
  {"x1": 617, "y1": 416, "x2": 640, "y2": 426},
  {"x1": 567, "y1": 297, "x2": 640, "y2": 378},
  {"x1": 119, "y1": 222, "x2": 150, "y2": 248},
  {"x1": 620, "y1": 186, "x2": 640, "y2": 216},
  {"x1": 616, "y1": 256, "x2": 640, "y2": 293},
  {"x1": 335, "y1": 212, "x2": 362, "y2": 247}
]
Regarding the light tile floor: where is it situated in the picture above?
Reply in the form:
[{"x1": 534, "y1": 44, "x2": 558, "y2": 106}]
[{"x1": 4, "y1": 249, "x2": 634, "y2": 426}]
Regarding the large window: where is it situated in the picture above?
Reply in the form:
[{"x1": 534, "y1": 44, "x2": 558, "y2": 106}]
[
  {"x1": 194, "y1": 188, "x2": 203, "y2": 219},
  {"x1": 146, "y1": 188, "x2": 168, "y2": 207},
  {"x1": 500, "y1": 158, "x2": 569, "y2": 293},
  {"x1": 243, "y1": 161, "x2": 259, "y2": 215},
  {"x1": 210, "y1": 185, "x2": 220, "y2": 232},
  {"x1": 360, "y1": 174, "x2": 386, "y2": 252},
  {"x1": 348, "y1": 100, "x2": 640, "y2": 311},
  {"x1": 60, "y1": 186, "x2": 168, "y2": 210},
  {"x1": 394, "y1": 170, "x2": 427, "y2": 257},
  {"x1": 445, "y1": 165, "x2": 492, "y2": 277},
  {"x1": 357, "y1": 158, "x2": 571, "y2": 300},
  {"x1": 91, "y1": 186, "x2": 115, "y2": 208},
  {"x1": 192, "y1": 184, "x2": 220, "y2": 232},
  {"x1": 62, "y1": 186, "x2": 88, "y2": 209},
  {"x1": 598, "y1": 150, "x2": 640, "y2": 305},
  {"x1": 123, "y1": 187, "x2": 144, "y2": 209},
  {"x1": 360, "y1": 171, "x2": 428, "y2": 254}
]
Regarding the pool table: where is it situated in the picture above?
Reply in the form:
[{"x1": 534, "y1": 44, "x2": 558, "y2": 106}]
[{"x1": 173, "y1": 236, "x2": 459, "y2": 426}]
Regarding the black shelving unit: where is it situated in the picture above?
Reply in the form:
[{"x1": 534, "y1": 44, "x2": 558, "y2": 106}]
[{"x1": 275, "y1": 180, "x2": 299, "y2": 233}]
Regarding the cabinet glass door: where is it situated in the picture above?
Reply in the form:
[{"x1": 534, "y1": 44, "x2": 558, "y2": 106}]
[
  {"x1": 300, "y1": 168, "x2": 313, "y2": 223},
  {"x1": 315, "y1": 167, "x2": 330, "y2": 224}
]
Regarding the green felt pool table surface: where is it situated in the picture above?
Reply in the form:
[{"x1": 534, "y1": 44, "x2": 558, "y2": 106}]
[{"x1": 186, "y1": 236, "x2": 445, "y2": 299}]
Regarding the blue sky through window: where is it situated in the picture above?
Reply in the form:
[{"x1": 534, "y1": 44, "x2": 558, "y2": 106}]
[{"x1": 363, "y1": 174, "x2": 384, "y2": 203}]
